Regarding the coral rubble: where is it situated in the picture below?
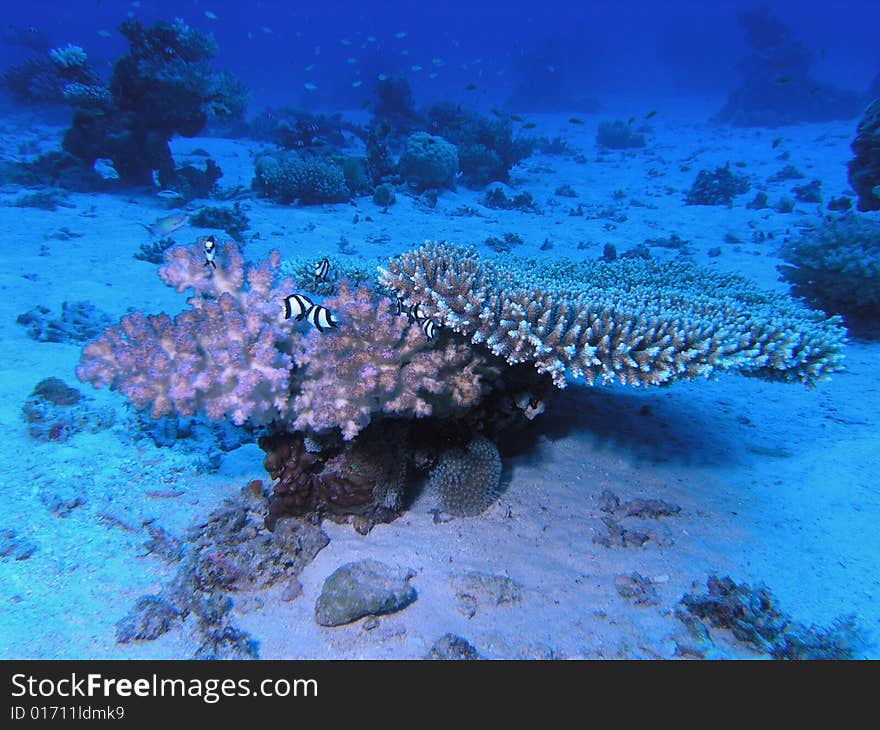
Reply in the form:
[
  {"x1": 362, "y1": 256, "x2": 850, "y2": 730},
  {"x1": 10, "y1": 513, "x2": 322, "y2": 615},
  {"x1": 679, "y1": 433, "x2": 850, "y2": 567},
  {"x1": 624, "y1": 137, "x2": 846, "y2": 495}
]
[{"x1": 678, "y1": 575, "x2": 864, "y2": 659}]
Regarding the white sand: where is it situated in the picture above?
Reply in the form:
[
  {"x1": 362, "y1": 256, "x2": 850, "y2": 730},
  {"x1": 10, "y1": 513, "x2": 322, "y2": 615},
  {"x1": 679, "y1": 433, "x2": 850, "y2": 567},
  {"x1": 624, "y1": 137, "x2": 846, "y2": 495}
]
[{"x1": 0, "y1": 106, "x2": 877, "y2": 659}]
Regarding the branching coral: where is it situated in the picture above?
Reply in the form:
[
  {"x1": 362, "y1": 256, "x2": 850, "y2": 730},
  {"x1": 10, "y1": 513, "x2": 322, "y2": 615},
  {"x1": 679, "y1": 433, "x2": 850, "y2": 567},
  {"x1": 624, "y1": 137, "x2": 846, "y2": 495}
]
[
  {"x1": 291, "y1": 281, "x2": 495, "y2": 440},
  {"x1": 77, "y1": 243, "x2": 295, "y2": 425},
  {"x1": 61, "y1": 18, "x2": 247, "y2": 187},
  {"x1": 379, "y1": 241, "x2": 846, "y2": 389}
]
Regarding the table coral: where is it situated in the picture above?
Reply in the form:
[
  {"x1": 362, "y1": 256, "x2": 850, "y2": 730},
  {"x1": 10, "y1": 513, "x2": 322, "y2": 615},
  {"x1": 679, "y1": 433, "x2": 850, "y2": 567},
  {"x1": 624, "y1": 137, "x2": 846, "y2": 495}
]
[{"x1": 379, "y1": 241, "x2": 846, "y2": 389}]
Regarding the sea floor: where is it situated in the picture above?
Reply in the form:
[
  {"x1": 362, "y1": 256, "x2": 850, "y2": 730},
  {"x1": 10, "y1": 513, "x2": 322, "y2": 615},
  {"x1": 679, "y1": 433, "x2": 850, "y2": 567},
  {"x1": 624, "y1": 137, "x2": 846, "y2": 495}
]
[{"x1": 0, "y1": 105, "x2": 877, "y2": 659}]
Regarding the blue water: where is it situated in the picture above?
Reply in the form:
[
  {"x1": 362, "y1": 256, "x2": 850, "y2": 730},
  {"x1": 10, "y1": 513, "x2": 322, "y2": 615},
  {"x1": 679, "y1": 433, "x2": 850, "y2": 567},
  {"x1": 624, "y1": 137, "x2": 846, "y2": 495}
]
[{"x1": 0, "y1": 0, "x2": 878, "y2": 659}]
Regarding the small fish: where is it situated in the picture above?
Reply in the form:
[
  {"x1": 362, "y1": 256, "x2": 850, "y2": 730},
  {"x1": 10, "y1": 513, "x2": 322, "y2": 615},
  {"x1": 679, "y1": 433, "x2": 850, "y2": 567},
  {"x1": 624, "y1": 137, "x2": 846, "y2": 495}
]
[
  {"x1": 305, "y1": 64, "x2": 314, "y2": 71},
  {"x1": 510, "y1": 114, "x2": 524, "y2": 122},
  {"x1": 367, "y1": 36, "x2": 377, "y2": 43},
  {"x1": 304, "y1": 82, "x2": 317, "y2": 92},
  {"x1": 466, "y1": 83, "x2": 477, "y2": 91},
  {"x1": 432, "y1": 57, "x2": 444, "y2": 67},
  {"x1": 407, "y1": 302, "x2": 424, "y2": 323},
  {"x1": 204, "y1": 10, "x2": 218, "y2": 20},
  {"x1": 627, "y1": 116, "x2": 635, "y2": 125},
  {"x1": 340, "y1": 38, "x2": 352, "y2": 46},
  {"x1": 305, "y1": 304, "x2": 338, "y2": 333},
  {"x1": 261, "y1": 26, "x2": 273, "y2": 34},
  {"x1": 645, "y1": 110, "x2": 657, "y2": 120},
  {"x1": 772, "y1": 137, "x2": 784, "y2": 149},
  {"x1": 522, "y1": 122, "x2": 537, "y2": 129},
  {"x1": 569, "y1": 117, "x2": 584, "y2": 125},
  {"x1": 156, "y1": 189, "x2": 183, "y2": 200},
  {"x1": 347, "y1": 57, "x2": 357, "y2": 64},
  {"x1": 282, "y1": 293, "x2": 313, "y2": 321},
  {"x1": 360, "y1": 100, "x2": 372, "y2": 109},
  {"x1": 352, "y1": 80, "x2": 363, "y2": 88},
  {"x1": 144, "y1": 213, "x2": 188, "y2": 237},
  {"x1": 428, "y1": 73, "x2": 438, "y2": 79},
  {"x1": 774, "y1": 75, "x2": 794, "y2": 85},
  {"x1": 97, "y1": 29, "x2": 112, "y2": 39},
  {"x1": 203, "y1": 235, "x2": 217, "y2": 269},
  {"x1": 421, "y1": 318, "x2": 437, "y2": 340},
  {"x1": 395, "y1": 31, "x2": 408, "y2": 39},
  {"x1": 395, "y1": 297, "x2": 406, "y2": 316},
  {"x1": 491, "y1": 107, "x2": 502, "y2": 117},
  {"x1": 411, "y1": 65, "x2": 423, "y2": 72},
  {"x1": 314, "y1": 257, "x2": 330, "y2": 282}
]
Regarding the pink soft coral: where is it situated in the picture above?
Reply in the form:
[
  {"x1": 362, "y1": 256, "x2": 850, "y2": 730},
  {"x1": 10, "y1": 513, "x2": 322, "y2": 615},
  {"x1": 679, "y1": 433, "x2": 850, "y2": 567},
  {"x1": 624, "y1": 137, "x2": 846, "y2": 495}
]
[
  {"x1": 292, "y1": 281, "x2": 494, "y2": 440},
  {"x1": 77, "y1": 242, "x2": 296, "y2": 425}
]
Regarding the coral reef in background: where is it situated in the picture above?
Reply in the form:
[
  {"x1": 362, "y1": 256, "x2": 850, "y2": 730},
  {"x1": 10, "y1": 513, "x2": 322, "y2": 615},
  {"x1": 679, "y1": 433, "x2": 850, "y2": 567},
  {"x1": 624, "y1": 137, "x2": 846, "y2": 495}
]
[
  {"x1": 379, "y1": 241, "x2": 846, "y2": 389},
  {"x1": 685, "y1": 164, "x2": 751, "y2": 206},
  {"x1": 77, "y1": 243, "x2": 295, "y2": 425},
  {"x1": 1, "y1": 43, "x2": 103, "y2": 107},
  {"x1": 61, "y1": 18, "x2": 247, "y2": 187},
  {"x1": 190, "y1": 202, "x2": 250, "y2": 242},
  {"x1": 424, "y1": 103, "x2": 534, "y2": 188},
  {"x1": 778, "y1": 214, "x2": 880, "y2": 336},
  {"x1": 596, "y1": 120, "x2": 646, "y2": 150},
  {"x1": 374, "y1": 75, "x2": 417, "y2": 133},
  {"x1": 714, "y1": 8, "x2": 862, "y2": 127},
  {"x1": 253, "y1": 151, "x2": 350, "y2": 204},
  {"x1": 397, "y1": 132, "x2": 459, "y2": 191},
  {"x1": 848, "y1": 98, "x2": 880, "y2": 212}
]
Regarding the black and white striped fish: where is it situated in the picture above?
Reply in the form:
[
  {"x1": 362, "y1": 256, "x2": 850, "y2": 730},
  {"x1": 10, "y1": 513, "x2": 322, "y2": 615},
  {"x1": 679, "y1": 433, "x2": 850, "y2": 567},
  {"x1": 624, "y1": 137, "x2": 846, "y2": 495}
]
[
  {"x1": 203, "y1": 235, "x2": 217, "y2": 269},
  {"x1": 314, "y1": 257, "x2": 330, "y2": 283},
  {"x1": 420, "y1": 318, "x2": 438, "y2": 340},
  {"x1": 282, "y1": 293, "x2": 313, "y2": 320},
  {"x1": 408, "y1": 302, "x2": 424, "y2": 323},
  {"x1": 305, "y1": 304, "x2": 338, "y2": 333}
]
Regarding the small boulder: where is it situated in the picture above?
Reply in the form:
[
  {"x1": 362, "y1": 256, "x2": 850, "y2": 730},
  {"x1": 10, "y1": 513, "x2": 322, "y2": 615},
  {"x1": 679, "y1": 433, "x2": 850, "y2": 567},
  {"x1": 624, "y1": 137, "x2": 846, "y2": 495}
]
[{"x1": 315, "y1": 559, "x2": 417, "y2": 627}]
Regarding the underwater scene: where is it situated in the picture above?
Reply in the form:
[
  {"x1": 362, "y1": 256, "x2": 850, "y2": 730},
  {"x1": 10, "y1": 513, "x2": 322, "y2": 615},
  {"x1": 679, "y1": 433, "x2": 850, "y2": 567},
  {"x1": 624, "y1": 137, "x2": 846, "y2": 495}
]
[{"x1": 0, "y1": 0, "x2": 878, "y2": 661}]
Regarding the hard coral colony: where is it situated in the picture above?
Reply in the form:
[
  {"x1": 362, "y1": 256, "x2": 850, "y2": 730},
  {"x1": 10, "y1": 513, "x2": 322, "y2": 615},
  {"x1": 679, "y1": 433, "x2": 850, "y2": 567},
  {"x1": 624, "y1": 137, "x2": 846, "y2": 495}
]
[{"x1": 77, "y1": 239, "x2": 846, "y2": 526}]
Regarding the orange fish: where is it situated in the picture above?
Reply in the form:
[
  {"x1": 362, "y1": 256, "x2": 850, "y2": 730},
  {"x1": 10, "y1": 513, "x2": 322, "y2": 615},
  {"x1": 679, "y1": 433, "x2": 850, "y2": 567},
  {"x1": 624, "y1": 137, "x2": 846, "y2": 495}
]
[{"x1": 143, "y1": 213, "x2": 188, "y2": 238}]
